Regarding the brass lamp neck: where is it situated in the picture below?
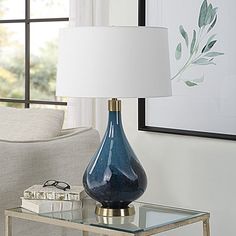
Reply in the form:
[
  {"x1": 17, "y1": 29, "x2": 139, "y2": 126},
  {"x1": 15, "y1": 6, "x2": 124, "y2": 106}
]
[{"x1": 108, "y1": 98, "x2": 121, "y2": 112}]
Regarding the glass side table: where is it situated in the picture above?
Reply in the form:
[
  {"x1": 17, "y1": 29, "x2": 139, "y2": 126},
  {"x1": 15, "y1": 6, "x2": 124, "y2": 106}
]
[{"x1": 5, "y1": 199, "x2": 210, "y2": 236}]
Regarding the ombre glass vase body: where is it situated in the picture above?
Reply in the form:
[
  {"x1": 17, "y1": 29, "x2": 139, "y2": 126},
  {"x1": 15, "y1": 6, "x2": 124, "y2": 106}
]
[{"x1": 83, "y1": 110, "x2": 147, "y2": 209}]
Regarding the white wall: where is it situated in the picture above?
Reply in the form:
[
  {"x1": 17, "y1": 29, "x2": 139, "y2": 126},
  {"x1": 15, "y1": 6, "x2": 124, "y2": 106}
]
[
  {"x1": 103, "y1": 1, "x2": 236, "y2": 236},
  {"x1": 122, "y1": 99, "x2": 236, "y2": 236}
]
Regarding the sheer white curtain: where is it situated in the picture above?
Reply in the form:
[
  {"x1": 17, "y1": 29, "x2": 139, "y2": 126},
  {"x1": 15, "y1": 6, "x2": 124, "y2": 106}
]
[{"x1": 66, "y1": 0, "x2": 109, "y2": 130}]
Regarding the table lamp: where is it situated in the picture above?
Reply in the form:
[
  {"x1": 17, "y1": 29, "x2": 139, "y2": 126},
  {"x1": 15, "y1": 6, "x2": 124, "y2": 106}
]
[{"x1": 56, "y1": 26, "x2": 171, "y2": 217}]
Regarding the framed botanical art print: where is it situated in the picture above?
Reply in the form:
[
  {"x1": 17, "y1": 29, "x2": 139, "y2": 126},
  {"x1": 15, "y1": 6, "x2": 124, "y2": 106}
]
[{"x1": 138, "y1": 0, "x2": 236, "y2": 140}]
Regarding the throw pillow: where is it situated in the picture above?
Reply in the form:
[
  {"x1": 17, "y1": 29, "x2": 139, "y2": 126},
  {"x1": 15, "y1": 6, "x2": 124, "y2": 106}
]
[{"x1": 0, "y1": 107, "x2": 64, "y2": 141}]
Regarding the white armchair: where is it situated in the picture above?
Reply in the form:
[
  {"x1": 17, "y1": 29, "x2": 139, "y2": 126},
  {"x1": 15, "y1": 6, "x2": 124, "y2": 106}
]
[{"x1": 0, "y1": 127, "x2": 100, "y2": 236}]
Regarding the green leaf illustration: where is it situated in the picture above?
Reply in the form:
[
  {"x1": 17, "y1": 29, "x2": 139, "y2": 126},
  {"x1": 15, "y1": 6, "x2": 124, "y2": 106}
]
[
  {"x1": 172, "y1": 0, "x2": 224, "y2": 85},
  {"x1": 210, "y1": 7, "x2": 217, "y2": 23},
  {"x1": 179, "y1": 25, "x2": 189, "y2": 47},
  {"x1": 207, "y1": 15, "x2": 217, "y2": 33},
  {"x1": 204, "y1": 52, "x2": 224, "y2": 57},
  {"x1": 192, "y1": 58, "x2": 216, "y2": 65},
  {"x1": 185, "y1": 81, "x2": 198, "y2": 87},
  {"x1": 185, "y1": 75, "x2": 204, "y2": 87},
  {"x1": 175, "y1": 43, "x2": 182, "y2": 60},
  {"x1": 202, "y1": 40, "x2": 217, "y2": 53},
  {"x1": 206, "y1": 34, "x2": 217, "y2": 45},
  {"x1": 190, "y1": 30, "x2": 197, "y2": 55},
  {"x1": 205, "y1": 4, "x2": 213, "y2": 25},
  {"x1": 198, "y1": 0, "x2": 208, "y2": 28},
  {"x1": 192, "y1": 75, "x2": 205, "y2": 83}
]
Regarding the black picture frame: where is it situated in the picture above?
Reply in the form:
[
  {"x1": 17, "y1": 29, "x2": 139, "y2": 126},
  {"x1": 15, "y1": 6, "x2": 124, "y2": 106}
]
[{"x1": 137, "y1": 0, "x2": 236, "y2": 141}]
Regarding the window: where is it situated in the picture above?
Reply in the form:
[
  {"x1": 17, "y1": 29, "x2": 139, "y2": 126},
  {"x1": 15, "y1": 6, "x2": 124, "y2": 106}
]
[{"x1": 0, "y1": 0, "x2": 69, "y2": 108}]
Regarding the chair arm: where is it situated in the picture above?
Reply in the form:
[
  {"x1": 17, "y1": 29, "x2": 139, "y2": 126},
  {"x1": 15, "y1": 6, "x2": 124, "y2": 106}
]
[{"x1": 0, "y1": 128, "x2": 100, "y2": 236}]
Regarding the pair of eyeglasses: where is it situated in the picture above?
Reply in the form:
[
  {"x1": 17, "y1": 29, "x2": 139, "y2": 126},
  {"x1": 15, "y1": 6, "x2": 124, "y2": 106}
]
[{"x1": 43, "y1": 180, "x2": 71, "y2": 191}]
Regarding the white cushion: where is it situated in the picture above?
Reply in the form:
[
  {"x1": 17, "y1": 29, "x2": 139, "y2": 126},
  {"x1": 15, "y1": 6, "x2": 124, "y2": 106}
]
[{"x1": 0, "y1": 107, "x2": 64, "y2": 141}]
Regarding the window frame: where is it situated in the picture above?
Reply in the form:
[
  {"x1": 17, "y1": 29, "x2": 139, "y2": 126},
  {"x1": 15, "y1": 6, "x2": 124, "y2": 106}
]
[{"x1": 0, "y1": 0, "x2": 68, "y2": 108}]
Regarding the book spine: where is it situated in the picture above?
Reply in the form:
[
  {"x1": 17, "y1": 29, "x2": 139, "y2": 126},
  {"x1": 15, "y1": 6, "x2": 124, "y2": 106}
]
[
  {"x1": 21, "y1": 199, "x2": 82, "y2": 213},
  {"x1": 24, "y1": 190, "x2": 83, "y2": 201}
]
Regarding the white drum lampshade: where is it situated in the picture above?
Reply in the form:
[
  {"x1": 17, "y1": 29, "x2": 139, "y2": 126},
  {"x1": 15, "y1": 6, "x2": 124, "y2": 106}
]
[{"x1": 56, "y1": 26, "x2": 171, "y2": 98}]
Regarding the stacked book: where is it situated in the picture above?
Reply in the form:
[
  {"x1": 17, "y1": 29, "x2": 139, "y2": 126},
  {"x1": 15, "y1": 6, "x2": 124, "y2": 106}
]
[{"x1": 21, "y1": 185, "x2": 86, "y2": 214}]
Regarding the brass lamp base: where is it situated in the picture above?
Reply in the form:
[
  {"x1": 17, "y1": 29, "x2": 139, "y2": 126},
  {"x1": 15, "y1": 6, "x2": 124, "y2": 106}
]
[
  {"x1": 95, "y1": 204, "x2": 135, "y2": 217},
  {"x1": 96, "y1": 214, "x2": 135, "y2": 224}
]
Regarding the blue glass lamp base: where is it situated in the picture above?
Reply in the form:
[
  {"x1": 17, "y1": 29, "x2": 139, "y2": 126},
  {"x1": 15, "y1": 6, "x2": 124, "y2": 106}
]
[{"x1": 83, "y1": 99, "x2": 147, "y2": 214}]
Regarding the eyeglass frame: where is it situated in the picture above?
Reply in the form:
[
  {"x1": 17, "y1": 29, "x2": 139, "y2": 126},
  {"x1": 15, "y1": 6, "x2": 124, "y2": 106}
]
[{"x1": 43, "y1": 180, "x2": 71, "y2": 191}]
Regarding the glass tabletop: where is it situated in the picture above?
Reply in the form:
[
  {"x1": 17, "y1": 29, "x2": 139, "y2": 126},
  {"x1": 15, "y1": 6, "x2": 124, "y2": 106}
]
[{"x1": 9, "y1": 199, "x2": 208, "y2": 234}]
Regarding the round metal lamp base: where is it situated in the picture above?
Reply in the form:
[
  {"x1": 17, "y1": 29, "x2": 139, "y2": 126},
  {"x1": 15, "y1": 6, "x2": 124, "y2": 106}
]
[{"x1": 95, "y1": 204, "x2": 135, "y2": 217}]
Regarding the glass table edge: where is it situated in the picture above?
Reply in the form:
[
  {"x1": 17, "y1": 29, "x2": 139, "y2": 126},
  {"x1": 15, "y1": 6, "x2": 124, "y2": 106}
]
[
  {"x1": 5, "y1": 204, "x2": 210, "y2": 234},
  {"x1": 89, "y1": 212, "x2": 208, "y2": 234},
  {"x1": 142, "y1": 212, "x2": 209, "y2": 233},
  {"x1": 5, "y1": 207, "x2": 143, "y2": 234},
  {"x1": 6, "y1": 202, "x2": 209, "y2": 216},
  {"x1": 135, "y1": 200, "x2": 209, "y2": 215}
]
